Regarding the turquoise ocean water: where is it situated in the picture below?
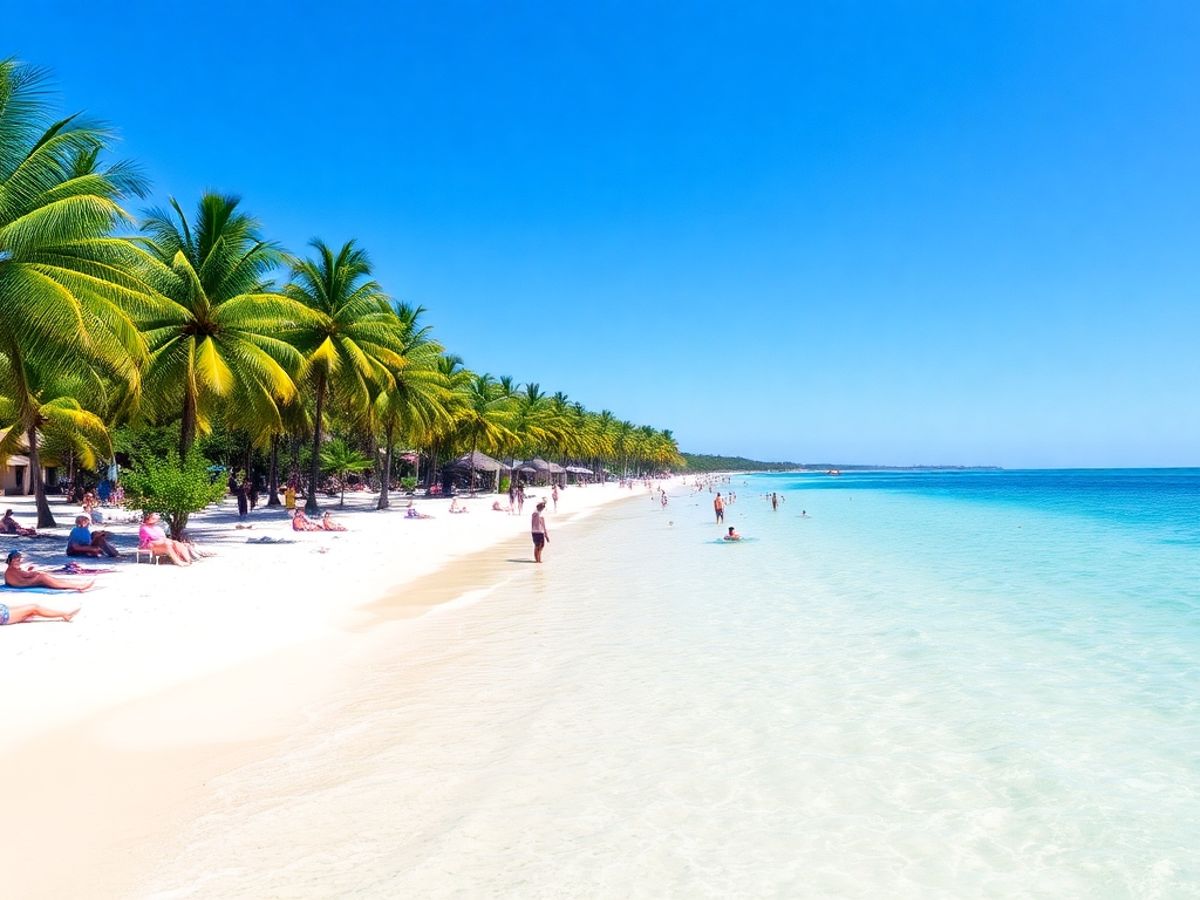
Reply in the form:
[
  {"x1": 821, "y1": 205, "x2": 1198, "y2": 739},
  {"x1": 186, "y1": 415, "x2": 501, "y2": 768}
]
[{"x1": 145, "y1": 470, "x2": 1199, "y2": 898}]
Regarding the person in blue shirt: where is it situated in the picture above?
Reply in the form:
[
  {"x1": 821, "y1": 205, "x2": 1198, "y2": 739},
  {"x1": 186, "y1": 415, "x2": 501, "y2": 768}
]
[{"x1": 66, "y1": 515, "x2": 120, "y2": 558}]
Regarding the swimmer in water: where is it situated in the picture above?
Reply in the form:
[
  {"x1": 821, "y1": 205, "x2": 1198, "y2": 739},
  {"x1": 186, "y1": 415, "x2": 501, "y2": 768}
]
[{"x1": 723, "y1": 526, "x2": 741, "y2": 541}]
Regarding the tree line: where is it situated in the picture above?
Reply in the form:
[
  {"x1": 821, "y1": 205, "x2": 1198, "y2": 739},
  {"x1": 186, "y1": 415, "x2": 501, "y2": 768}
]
[{"x1": 0, "y1": 59, "x2": 683, "y2": 530}]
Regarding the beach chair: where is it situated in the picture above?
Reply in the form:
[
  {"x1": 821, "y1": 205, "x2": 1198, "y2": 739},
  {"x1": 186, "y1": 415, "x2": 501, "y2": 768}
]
[{"x1": 134, "y1": 547, "x2": 161, "y2": 565}]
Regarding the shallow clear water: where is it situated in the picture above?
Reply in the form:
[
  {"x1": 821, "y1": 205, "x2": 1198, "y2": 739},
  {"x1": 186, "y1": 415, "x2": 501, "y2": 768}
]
[{"x1": 146, "y1": 471, "x2": 1200, "y2": 898}]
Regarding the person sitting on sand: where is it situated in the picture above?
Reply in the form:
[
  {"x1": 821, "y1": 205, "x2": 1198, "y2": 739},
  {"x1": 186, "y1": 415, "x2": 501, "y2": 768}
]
[
  {"x1": 82, "y1": 496, "x2": 105, "y2": 525},
  {"x1": 405, "y1": 507, "x2": 434, "y2": 520},
  {"x1": 0, "y1": 509, "x2": 37, "y2": 536},
  {"x1": 321, "y1": 511, "x2": 347, "y2": 532},
  {"x1": 66, "y1": 515, "x2": 120, "y2": 558},
  {"x1": 723, "y1": 526, "x2": 742, "y2": 541},
  {"x1": 138, "y1": 512, "x2": 199, "y2": 566},
  {"x1": 491, "y1": 500, "x2": 510, "y2": 512},
  {"x1": 291, "y1": 510, "x2": 323, "y2": 532},
  {"x1": 4, "y1": 550, "x2": 94, "y2": 592},
  {"x1": 449, "y1": 498, "x2": 469, "y2": 514}
]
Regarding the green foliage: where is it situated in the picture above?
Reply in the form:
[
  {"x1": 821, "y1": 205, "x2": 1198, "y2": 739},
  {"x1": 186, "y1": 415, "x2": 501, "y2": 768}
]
[
  {"x1": 319, "y1": 437, "x2": 374, "y2": 506},
  {"x1": 400, "y1": 476, "x2": 418, "y2": 492},
  {"x1": 498, "y1": 475, "x2": 511, "y2": 494},
  {"x1": 679, "y1": 453, "x2": 802, "y2": 473},
  {"x1": 121, "y1": 448, "x2": 226, "y2": 538}
]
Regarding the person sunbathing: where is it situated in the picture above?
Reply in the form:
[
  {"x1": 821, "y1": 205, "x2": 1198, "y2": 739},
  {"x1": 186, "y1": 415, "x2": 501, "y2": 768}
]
[
  {"x1": 491, "y1": 500, "x2": 511, "y2": 512},
  {"x1": 405, "y1": 507, "x2": 434, "y2": 519},
  {"x1": 66, "y1": 515, "x2": 120, "y2": 558},
  {"x1": 449, "y1": 498, "x2": 469, "y2": 514},
  {"x1": 4, "y1": 551, "x2": 94, "y2": 592},
  {"x1": 139, "y1": 512, "x2": 198, "y2": 566},
  {"x1": 291, "y1": 510, "x2": 323, "y2": 531},
  {"x1": 0, "y1": 600, "x2": 80, "y2": 625},
  {"x1": 321, "y1": 511, "x2": 347, "y2": 532},
  {"x1": 0, "y1": 509, "x2": 37, "y2": 536}
]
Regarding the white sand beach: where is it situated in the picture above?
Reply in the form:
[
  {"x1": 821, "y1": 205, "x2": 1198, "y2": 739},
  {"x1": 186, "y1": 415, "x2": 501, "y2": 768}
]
[{"x1": 0, "y1": 481, "x2": 667, "y2": 898}]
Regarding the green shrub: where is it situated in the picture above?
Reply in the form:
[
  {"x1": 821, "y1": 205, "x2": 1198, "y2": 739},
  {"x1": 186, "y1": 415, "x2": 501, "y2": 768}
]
[
  {"x1": 499, "y1": 476, "x2": 511, "y2": 494},
  {"x1": 122, "y1": 448, "x2": 227, "y2": 539},
  {"x1": 400, "y1": 476, "x2": 418, "y2": 492}
]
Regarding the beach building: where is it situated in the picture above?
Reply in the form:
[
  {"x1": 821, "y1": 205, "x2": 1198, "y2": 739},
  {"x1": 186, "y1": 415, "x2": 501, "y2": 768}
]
[{"x1": 0, "y1": 429, "x2": 60, "y2": 496}]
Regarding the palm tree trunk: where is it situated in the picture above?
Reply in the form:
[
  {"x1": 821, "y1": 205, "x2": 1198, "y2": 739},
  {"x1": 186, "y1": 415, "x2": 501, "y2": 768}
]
[
  {"x1": 179, "y1": 383, "x2": 197, "y2": 459},
  {"x1": 267, "y1": 435, "x2": 281, "y2": 506},
  {"x1": 290, "y1": 435, "x2": 300, "y2": 485},
  {"x1": 377, "y1": 419, "x2": 395, "y2": 509},
  {"x1": 304, "y1": 371, "x2": 327, "y2": 515},
  {"x1": 27, "y1": 424, "x2": 55, "y2": 529},
  {"x1": 469, "y1": 434, "x2": 478, "y2": 496}
]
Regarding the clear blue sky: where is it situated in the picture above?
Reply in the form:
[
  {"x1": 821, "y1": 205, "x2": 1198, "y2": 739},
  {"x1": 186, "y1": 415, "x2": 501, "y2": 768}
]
[{"x1": 16, "y1": 1, "x2": 1200, "y2": 466}]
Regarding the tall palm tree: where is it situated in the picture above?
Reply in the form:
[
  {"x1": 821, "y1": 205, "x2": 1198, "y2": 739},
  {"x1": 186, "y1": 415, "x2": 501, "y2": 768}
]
[
  {"x1": 136, "y1": 193, "x2": 309, "y2": 458},
  {"x1": 508, "y1": 381, "x2": 550, "y2": 470},
  {"x1": 0, "y1": 59, "x2": 158, "y2": 524},
  {"x1": 458, "y1": 373, "x2": 515, "y2": 494},
  {"x1": 284, "y1": 239, "x2": 406, "y2": 515},
  {"x1": 423, "y1": 353, "x2": 472, "y2": 491},
  {"x1": 373, "y1": 304, "x2": 448, "y2": 509}
]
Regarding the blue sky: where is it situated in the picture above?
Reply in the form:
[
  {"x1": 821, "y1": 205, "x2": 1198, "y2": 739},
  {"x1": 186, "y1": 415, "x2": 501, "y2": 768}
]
[{"x1": 16, "y1": 1, "x2": 1200, "y2": 466}]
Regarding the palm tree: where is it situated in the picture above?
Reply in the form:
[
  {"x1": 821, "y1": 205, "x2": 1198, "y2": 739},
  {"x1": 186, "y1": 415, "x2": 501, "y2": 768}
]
[
  {"x1": 319, "y1": 437, "x2": 374, "y2": 507},
  {"x1": 508, "y1": 382, "x2": 550, "y2": 471},
  {"x1": 457, "y1": 373, "x2": 515, "y2": 494},
  {"x1": 0, "y1": 59, "x2": 158, "y2": 525},
  {"x1": 136, "y1": 193, "x2": 309, "y2": 458},
  {"x1": 422, "y1": 354, "x2": 471, "y2": 491},
  {"x1": 284, "y1": 240, "x2": 406, "y2": 515},
  {"x1": 373, "y1": 304, "x2": 448, "y2": 509},
  {"x1": 0, "y1": 359, "x2": 112, "y2": 527}
]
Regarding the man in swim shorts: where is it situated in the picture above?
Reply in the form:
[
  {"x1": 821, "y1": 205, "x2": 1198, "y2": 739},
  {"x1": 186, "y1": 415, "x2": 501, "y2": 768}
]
[
  {"x1": 531, "y1": 501, "x2": 549, "y2": 563},
  {"x1": 714, "y1": 493, "x2": 725, "y2": 523}
]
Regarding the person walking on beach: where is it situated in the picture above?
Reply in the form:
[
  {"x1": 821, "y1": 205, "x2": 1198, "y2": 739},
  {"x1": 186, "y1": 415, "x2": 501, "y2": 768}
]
[
  {"x1": 714, "y1": 492, "x2": 725, "y2": 524},
  {"x1": 516, "y1": 483, "x2": 526, "y2": 514},
  {"x1": 552, "y1": 484, "x2": 559, "y2": 511},
  {"x1": 531, "y1": 501, "x2": 549, "y2": 563},
  {"x1": 235, "y1": 479, "x2": 249, "y2": 518}
]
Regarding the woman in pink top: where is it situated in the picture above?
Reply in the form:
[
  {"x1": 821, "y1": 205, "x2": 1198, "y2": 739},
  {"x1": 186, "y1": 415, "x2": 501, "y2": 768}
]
[{"x1": 139, "y1": 512, "x2": 199, "y2": 566}]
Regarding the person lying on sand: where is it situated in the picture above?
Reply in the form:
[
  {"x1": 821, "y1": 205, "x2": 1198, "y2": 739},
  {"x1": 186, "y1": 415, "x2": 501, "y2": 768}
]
[
  {"x1": 5, "y1": 551, "x2": 94, "y2": 592},
  {"x1": 66, "y1": 515, "x2": 120, "y2": 558},
  {"x1": 449, "y1": 498, "x2": 469, "y2": 514},
  {"x1": 321, "y1": 511, "x2": 347, "y2": 532},
  {"x1": 492, "y1": 500, "x2": 511, "y2": 512},
  {"x1": 0, "y1": 509, "x2": 37, "y2": 536},
  {"x1": 291, "y1": 510, "x2": 323, "y2": 532},
  {"x1": 405, "y1": 507, "x2": 434, "y2": 520},
  {"x1": 0, "y1": 600, "x2": 80, "y2": 625},
  {"x1": 139, "y1": 512, "x2": 200, "y2": 566}
]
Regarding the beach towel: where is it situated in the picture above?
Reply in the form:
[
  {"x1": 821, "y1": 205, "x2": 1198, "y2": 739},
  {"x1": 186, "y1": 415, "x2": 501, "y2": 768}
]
[
  {"x1": 246, "y1": 536, "x2": 295, "y2": 544},
  {"x1": 58, "y1": 563, "x2": 117, "y2": 575}
]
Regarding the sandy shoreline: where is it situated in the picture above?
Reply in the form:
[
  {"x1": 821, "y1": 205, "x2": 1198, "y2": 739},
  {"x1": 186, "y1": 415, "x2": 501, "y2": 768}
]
[{"x1": 1, "y1": 480, "x2": 670, "y2": 898}]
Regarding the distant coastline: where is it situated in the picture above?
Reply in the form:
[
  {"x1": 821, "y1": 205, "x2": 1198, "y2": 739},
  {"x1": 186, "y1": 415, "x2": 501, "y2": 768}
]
[{"x1": 680, "y1": 452, "x2": 1001, "y2": 474}]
